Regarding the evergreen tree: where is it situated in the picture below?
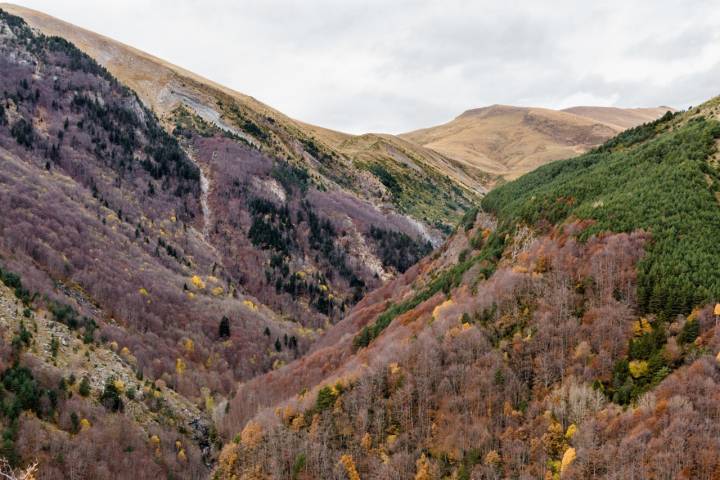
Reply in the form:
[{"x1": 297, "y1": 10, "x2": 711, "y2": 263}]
[
  {"x1": 78, "y1": 376, "x2": 90, "y2": 397},
  {"x1": 219, "y1": 316, "x2": 231, "y2": 339}
]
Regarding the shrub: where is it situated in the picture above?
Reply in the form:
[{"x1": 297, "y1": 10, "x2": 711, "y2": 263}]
[
  {"x1": 100, "y1": 378, "x2": 124, "y2": 412},
  {"x1": 78, "y1": 377, "x2": 90, "y2": 397}
]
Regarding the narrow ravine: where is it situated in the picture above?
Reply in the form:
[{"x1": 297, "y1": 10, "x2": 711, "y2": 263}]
[
  {"x1": 199, "y1": 162, "x2": 211, "y2": 238},
  {"x1": 187, "y1": 148, "x2": 212, "y2": 238}
]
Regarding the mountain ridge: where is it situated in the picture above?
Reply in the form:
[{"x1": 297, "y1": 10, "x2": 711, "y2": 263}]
[
  {"x1": 1, "y1": 3, "x2": 671, "y2": 192},
  {"x1": 0, "y1": 4, "x2": 714, "y2": 480},
  {"x1": 401, "y1": 103, "x2": 674, "y2": 180}
]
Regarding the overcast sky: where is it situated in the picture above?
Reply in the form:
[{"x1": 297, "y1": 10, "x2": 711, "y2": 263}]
[{"x1": 12, "y1": 0, "x2": 720, "y2": 133}]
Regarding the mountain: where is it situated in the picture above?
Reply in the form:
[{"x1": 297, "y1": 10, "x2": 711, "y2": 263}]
[
  {"x1": 0, "y1": 6, "x2": 483, "y2": 478},
  {"x1": 1, "y1": 1, "x2": 485, "y2": 317},
  {"x1": 0, "y1": 4, "x2": 713, "y2": 480},
  {"x1": 0, "y1": 10, "x2": 223, "y2": 475},
  {"x1": 401, "y1": 104, "x2": 673, "y2": 180},
  {"x1": 2, "y1": 4, "x2": 487, "y2": 212},
  {"x1": 215, "y1": 100, "x2": 720, "y2": 479}
]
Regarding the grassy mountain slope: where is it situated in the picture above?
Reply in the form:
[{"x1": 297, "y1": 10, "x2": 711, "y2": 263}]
[
  {"x1": 216, "y1": 100, "x2": 720, "y2": 479},
  {"x1": 401, "y1": 104, "x2": 672, "y2": 180},
  {"x1": 1, "y1": 3, "x2": 482, "y2": 226},
  {"x1": 562, "y1": 105, "x2": 674, "y2": 130}
]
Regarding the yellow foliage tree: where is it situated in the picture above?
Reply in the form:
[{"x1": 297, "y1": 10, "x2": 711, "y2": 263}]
[
  {"x1": 218, "y1": 446, "x2": 239, "y2": 473},
  {"x1": 339, "y1": 454, "x2": 360, "y2": 480},
  {"x1": 190, "y1": 275, "x2": 205, "y2": 289},
  {"x1": 628, "y1": 360, "x2": 649, "y2": 378},
  {"x1": 415, "y1": 453, "x2": 432, "y2": 480},
  {"x1": 308, "y1": 413, "x2": 321, "y2": 440},
  {"x1": 205, "y1": 393, "x2": 215, "y2": 413},
  {"x1": 432, "y1": 299, "x2": 455, "y2": 321},
  {"x1": 484, "y1": 450, "x2": 501, "y2": 467},
  {"x1": 113, "y1": 379, "x2": 125, "y2": 392},
  {"x1": 560, "y1": 447, "x2": 576, "y2": 475},
  {"x1": 542, "y1": 421, "x2": 567, "y2": 459},
  {"x1": 361, "y1": 432, "x2": 372, "y2": 451},
  {"x1": 290, "y1": 415, "x2": 305, "y2": 432},
  {"x1": 240, "y1": 421, "x2": 264, "y2": 449},
  {"x1": 80, "y1": 418, "x2": 91, "y2": 431},
  {"x1": 632, "y1": 318, "x2": 653, "y2": 336},
  {"x1": 175, "y1": 358, "x2": 186, "y2": 375}
]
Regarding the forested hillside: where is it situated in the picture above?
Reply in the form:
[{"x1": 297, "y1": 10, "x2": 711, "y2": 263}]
[
  {"x1": 0, "y1": 8, "x2": 475, "y2": 478},
  {"x1": 483, "y1": 111, "x2": 720, "y2": 318},
  {"x1": 1, "y1": 3, "x2": 484, "y2": 332},
  {"x1": 216, "y1": 101, "x2": 720, "y2": 479},
  {"x1": 1, "y1": 4, "x2": 718, "y2": 480}
]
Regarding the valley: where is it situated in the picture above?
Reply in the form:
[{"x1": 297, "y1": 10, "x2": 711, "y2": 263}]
[{"x1": 0, "y1": 3, "x2": 715, "y2": 480}]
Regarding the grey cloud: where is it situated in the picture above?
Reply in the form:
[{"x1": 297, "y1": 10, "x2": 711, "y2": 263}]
[
  {"x1": 17, "y1": 0, "x2": 720, "y2": 133},
  {"x1": 628, "y1": 27, "x2": 720, "y2": 61}
]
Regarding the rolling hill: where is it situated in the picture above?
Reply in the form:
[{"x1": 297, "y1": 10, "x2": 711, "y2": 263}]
[
  {"x1": 401, "y1": 104, "x2": 673, "y2": 180},
  {"x1": 561, "y1": 105, "x2": 675, "y2": 130}
]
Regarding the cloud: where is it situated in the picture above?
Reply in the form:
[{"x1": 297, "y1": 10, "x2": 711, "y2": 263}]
[{"x1": 15, "y1": 0, "x2": 720, "y2": 133}]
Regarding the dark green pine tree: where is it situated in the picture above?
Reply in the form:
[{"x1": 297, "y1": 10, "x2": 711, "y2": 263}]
[{"x1": 218, "y1": 316, "x2": 231, "y2": 339}]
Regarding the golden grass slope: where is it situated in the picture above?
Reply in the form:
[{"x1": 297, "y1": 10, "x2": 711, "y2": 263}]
[
  {"x1": 401, "y1": 104, "x2": 673, "y2": 180},
  {"x1": 562, "y1": 106, "x2": 675, "y2": 130}
]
